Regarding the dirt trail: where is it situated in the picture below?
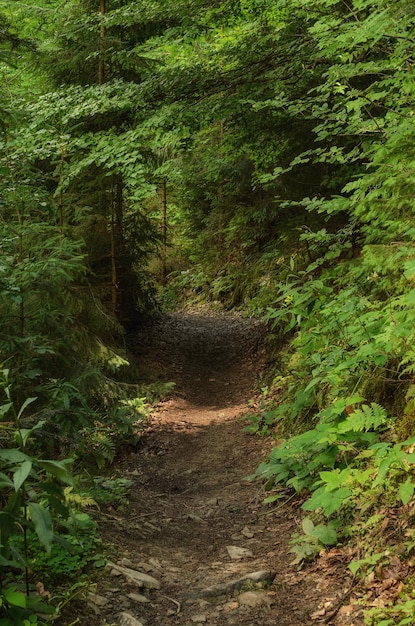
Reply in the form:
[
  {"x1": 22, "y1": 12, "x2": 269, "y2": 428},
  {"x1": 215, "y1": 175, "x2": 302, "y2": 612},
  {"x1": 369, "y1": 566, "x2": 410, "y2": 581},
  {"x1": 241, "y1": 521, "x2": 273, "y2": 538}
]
[{"x1": 91, "y1": 312, "x2": 355, "y2": 626}]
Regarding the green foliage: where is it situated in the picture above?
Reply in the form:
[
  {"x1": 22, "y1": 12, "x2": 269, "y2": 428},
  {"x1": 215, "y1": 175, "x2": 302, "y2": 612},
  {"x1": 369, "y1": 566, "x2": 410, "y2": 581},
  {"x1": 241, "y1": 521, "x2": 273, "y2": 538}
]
[
  {"x1": 9, "y1": 523, "x2": 103, "y2": 586},
  {"x1": 89, "y1": 476, "x2": 133, "y2": 506},
  {"x1": 0, "y1": 370, "x2": 77, "y2": 624},
  {"x1": 290, "y1": 517, "x2": 339, "y2": 566}
]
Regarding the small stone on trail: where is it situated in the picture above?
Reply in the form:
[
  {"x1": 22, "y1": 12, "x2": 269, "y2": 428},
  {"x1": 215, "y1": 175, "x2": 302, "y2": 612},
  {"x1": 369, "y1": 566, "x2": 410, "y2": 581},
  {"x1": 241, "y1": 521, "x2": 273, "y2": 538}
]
[
  {"x1": 226, "y1": 545, "x2": 253, "y2": 560},
  {"x1": 110, "y1": 568, "x2": 123, "y2": 577},
  {"x1": 187, "y1": 513, "x2": 205, "y2": 523},
  {"x1": 107, "y1": 562, "x2": 161, "y2": 589},
  {"x1": 118, "y1": 612, "x2": 145, "y2": 626},
  {"x1": 191, "y1": 614, "x2": 207, "y2": 623},
  {"x1": 206, "y1": 497, "x2": 219, "y2": 506},
  {"x1": 87, "y1": 591, "x2": 110, "y2": 608},
  {"x1": 127, "y1": 592, "x2": 150, "y2": 604},
  {"x1": 136, "y1": 562, "x2": 153, "y2": 573},
  {"x1": 241, "y1": 526, "x2": 254, "y2": 539},
  {"x1": 238, "y1": 591, "x2": 272, "y2": 608}
]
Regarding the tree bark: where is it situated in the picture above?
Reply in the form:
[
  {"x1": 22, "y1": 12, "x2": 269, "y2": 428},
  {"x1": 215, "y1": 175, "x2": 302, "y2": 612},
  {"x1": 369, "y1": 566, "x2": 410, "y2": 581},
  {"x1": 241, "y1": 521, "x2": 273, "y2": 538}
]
[
  {"x1": 98, "y1": 0, "x2": 106, "y2": 85},
  {"x1": 110, "y1": 182, "x2": 117, "y2": 315},
  {"x1": 161, "y1": 178, "x2": 167, "y2": 285}
]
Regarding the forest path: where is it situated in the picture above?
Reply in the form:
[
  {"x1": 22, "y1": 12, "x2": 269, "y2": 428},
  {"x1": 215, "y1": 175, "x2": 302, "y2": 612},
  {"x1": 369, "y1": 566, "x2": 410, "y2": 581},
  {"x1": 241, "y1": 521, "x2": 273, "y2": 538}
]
[{"x1": 92, "y1": 311, "x2": 355, "y2": 626}]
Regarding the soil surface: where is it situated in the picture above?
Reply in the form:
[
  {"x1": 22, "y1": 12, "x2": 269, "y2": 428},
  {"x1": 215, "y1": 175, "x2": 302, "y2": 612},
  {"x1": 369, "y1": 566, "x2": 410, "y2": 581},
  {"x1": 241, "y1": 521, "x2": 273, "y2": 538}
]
[{"x1": 80, "y1": 310, "x2": 362, "y2": 626}]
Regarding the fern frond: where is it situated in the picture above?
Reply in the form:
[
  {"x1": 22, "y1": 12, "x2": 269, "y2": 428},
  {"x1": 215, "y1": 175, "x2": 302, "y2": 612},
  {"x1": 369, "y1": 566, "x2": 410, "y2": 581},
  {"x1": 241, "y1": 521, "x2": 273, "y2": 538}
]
[
  {"x1": 63, "y1": 486, "x2": 96, "y2": 508},
  {"x1": 338, "y1": 403, "x2": 388, "y2": 434}
]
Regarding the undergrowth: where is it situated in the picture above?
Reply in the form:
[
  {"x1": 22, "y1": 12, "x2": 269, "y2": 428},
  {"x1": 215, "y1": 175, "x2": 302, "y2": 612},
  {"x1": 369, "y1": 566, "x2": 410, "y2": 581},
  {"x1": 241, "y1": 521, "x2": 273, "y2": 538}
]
[{"x1": 250, "y1": 237, "x2": 415, "y2": 622}]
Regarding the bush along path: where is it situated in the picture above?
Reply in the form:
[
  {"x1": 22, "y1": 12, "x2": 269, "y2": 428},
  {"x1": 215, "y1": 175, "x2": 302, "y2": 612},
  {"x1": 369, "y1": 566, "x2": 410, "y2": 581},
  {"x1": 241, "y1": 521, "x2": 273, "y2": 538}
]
[{"x1": 81, "y1": 311, "x2": 362, "y2": 626}]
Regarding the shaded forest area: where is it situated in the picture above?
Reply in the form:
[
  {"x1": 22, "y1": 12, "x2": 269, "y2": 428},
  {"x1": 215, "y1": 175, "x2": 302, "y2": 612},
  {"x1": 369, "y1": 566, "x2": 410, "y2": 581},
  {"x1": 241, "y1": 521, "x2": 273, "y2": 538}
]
[{"x1": 2, "y1": 1, "x2": 415, "y2": 624}]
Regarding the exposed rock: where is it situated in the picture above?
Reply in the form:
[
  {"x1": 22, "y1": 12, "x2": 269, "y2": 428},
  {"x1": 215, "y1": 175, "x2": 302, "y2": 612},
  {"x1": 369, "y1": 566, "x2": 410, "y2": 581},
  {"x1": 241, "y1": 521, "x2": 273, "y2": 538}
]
[
  {"x1": 148, "y1": 557, "x2": 162, "y2": 570},
  {"x1": 238, "y1": 591, "x2": 272, "y2": 608},
  {"x1": 241, "y1": 526, "x2": 254, "y2": 539},
  {"x1": 127, "y1": 593, "x2": 150, "y2": 604},
  {"x1": 226, "y1": 545, "x2": 253, "y2": 560},
  {"x1": 118, "y1": 612, "x2": 145, "y2": 626},
  {"x1": 87, "y1": 591, "x2": 110, "y2": 608},
  {"x1": 110, "y1": 568, "x2": 124, "y2": 577},
  {"x1": 181, "y1": 570, "x2": 276, "y2": 600},
  {"x1": 119, "y1": 558, "x2": 135, "y2": 568},
  {"x1": 136, "y1": 562, "x2": 153, "y2": 573},
  {"x1": 107, "y1": 562, "x2": 161, "y2": 589},
  {"x1": 206, "y1": 497, "x2": 219, "y2": 506},
  {"x1": 190, "y1": 614, "x2": 207, "y2": 623}
]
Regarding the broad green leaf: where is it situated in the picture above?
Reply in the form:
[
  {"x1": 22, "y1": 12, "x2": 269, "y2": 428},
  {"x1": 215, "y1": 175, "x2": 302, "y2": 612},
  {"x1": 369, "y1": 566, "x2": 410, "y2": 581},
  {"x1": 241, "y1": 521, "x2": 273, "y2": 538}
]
[
  {"x1": 3, "y1": 491, "x2": 22, "y2": 515},
  {"x1": 312, "y1": 523, "x2": 337, "y2": 545},
  {"x1": 348, "y1": 560, "x2": 362, "y2": 575},
  {"x1": 302, "y1": 486, "x2": 351, "y2": 516},
  {"x1": 302, "y1": 517, "x2": 315, "y2": 536},
  {"x1": 37, "y1": 459, "x2": 74, "y2": 485},
  {"x1": 14, "y1": 421, "x2": 45, "y2": 448},
  {"x1": 28, "y1": 502, "x2": 53, "y2": 552},
  {"x1": 0, "y1": 554, "x2": 23, "y2": 568},
  {"x1": 399, "y1": 478, "x2": 415, "y2": 505},
  {"x1": 3, "y1": 588, "x2": 26, "y2": 608},
  {"x1": 0, "y1": 472, "x2": 13, "y2": 488},
  {"x1": 0, "y1": 402, "x2": 12, "y2": 418},
  {"x1": 0, "y1": 449, "x2": 30, "y2": 464},
  {"x1": 13, "y1": 460, "x2": 32, "y2": 491}
]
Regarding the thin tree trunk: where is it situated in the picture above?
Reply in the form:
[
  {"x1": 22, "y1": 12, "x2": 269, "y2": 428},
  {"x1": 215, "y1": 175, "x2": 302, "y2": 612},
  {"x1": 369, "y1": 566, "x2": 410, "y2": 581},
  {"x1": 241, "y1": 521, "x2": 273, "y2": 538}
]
[
  {"x1": 110, "y1": 183, "x2": 117, "y2": 315},
  {"x1": 161, "y1": 178, "x2": 167, "y2": 285},
  {"x1": 98, "y1": 0, "x2": 106, "y2": 85},
  {"x1": 115, "y1": 176, "x2": 124, "y2": 311},
  {"x1": 115, "y1": 175, "x2": 124, "y2": 251},
  {"x1": 17, "y1": 213, "x2": 25, "y2": 408},
  {"x1": 58, "y1": 135, "x2": 65, "y2": 230},
  {"x1": 217, "y1": 120, "x2": 225, "y2": 246}
]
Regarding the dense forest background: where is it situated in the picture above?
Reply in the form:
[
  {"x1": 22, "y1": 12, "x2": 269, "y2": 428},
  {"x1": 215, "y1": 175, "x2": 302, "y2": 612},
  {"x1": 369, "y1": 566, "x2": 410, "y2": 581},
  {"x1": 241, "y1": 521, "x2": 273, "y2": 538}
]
[{"x1": 2, "y1": 0, "x2": 415, "y2": 624}]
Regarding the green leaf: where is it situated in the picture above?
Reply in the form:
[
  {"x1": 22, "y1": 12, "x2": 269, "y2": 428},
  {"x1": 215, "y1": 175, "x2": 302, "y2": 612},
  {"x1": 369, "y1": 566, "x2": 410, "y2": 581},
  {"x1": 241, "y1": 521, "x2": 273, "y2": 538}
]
[
  {"x1": 14, "y1": 421, "x2": 45, "y2": 448},
  {"x1": 348, "y1": 560, "x2": 362, "y2": 575},
  {"x1": 0, "y1": 472, "x2": 14, "y2": 488},
  {"x1": 263, "y1": 494, "x2": 284, "y2": 504},
  {"x1": 312, "y1": 523, "x2": 337, "y2": 545},
  {"x1": 0, "y1": 449, "x2": 31, "y2": 464},
  {"x1": 36, "y1": 459, "x2": 73, "y2": 485},
  {"x1": 302, "y1": 517, "x2": 315, "y2": 536},
  {"x1": 399, "y1": 478, "x2": 415, "y2": 505},
  {"x1": 16, "y1": 397, "x2": 37, "y2": 420},
  {"x1": 302, "y1": 486, "x2": 351, "y2": 516},
  {"x1": 28, "y1": 502, "x2": 53, "y2": 552},
  {"x1": 13, "y1": 460, "x2": 32, "y2": 491},
  {"x1": 0, "y1": 402, "x2": 12, "y2": 418},
  {"x1": 3, "y1": 587, "x2": 26, "y2": 608}
]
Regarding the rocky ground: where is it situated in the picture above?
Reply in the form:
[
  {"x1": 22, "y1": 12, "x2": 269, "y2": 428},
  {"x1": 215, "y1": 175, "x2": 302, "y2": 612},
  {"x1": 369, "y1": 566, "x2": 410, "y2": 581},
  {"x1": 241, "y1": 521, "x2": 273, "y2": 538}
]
[{"x1": 72, "y1": 310, "x2": 363, "y2": 626}]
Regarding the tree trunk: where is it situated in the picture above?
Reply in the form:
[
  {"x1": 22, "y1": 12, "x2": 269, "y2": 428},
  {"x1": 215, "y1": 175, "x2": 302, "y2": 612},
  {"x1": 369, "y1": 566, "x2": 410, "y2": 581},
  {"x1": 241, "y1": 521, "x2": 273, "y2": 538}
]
[
  {"x1": 98, "y1": 0, "x2": 106, "y2": 85},
  {"x1": 161, "y1": 178, "x2": 167, "y2": 285},
  {"x1": 110, "y1": 182, "x2": 117, "y2": 315},
  {"x1": 58, "y1": 135, "x2": 65, "y2": 230}
]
